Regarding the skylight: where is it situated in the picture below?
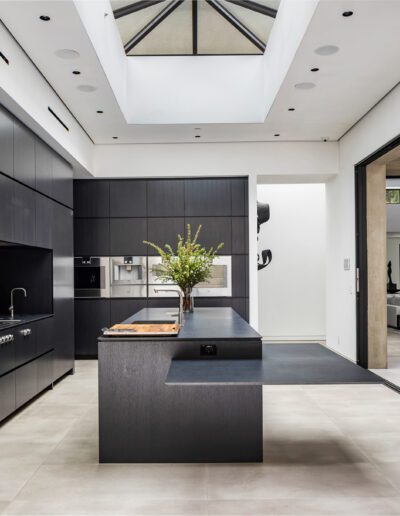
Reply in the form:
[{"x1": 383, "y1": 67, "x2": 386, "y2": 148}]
[{"x1": 111, "y1": 0, "x2": 280, "y2": 56}]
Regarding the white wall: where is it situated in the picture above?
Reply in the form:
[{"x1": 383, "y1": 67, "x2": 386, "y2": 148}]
[
  {"x1": 326, "y1": 83, "x2": 400, "y2": 361},
  {"x1": 94, "y1": 140, "x2": 338, "y2": 329},
  {"x1": 257, "y1": 183, "x2": 326, "y2": 340}
]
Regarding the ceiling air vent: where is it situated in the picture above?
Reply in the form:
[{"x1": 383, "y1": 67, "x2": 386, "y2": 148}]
[
  {"x1": 0, "y1": 52, "x2": 9, "y2": 65},
  {"x1": 48, "y1": 107, "x2": 69, "y2": 131}
]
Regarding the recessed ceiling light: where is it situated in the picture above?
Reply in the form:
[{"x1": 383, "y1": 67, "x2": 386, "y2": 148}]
[
  {"x1": 342, "y1": 11, "x2": 353, "y2": 17},
  {"x1": 77, "y1": 84, "x2": 97, "y2": 92},
  {"x1": 195, "y1": 135, "x2": 201, "y2": 139},
  {"x1": 55, "y1": 49, "x2": 80, "y2": 59},
  {"x1": 311, "y1": 67, "x2": 319, "y2": 72},
  {"x1": 294, "y1": 82, "x2": 316, "y2": 90},
  {"x1": 274, "y1": 134, "x2": 280, "y2": 137},
  {"x1": 72, "y1": 70, "x2": 81, "y2": 75},
  {"x1": 321, "y1": 136, "x2": 330, "y2": 142},
  {"x1": 39, "y1": 15, "x2": 50, "y2": 21},
  {"x1": 315, "y1": 45, "x2": 339, "y2": 56},
  {"x1": 97, "y1": 110, "x2": 104, "y2": 114},
  {"x1": 112, "y1": 136, "x2": 118, "y2": 139},
  {"x1": 288, "y1": 108, "x2": 295, "y2": 111}
]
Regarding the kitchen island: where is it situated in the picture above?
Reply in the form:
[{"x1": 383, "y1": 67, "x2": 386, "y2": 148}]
[{"x1": 98, "y1": 307, "x2": 263, "y2": 463}]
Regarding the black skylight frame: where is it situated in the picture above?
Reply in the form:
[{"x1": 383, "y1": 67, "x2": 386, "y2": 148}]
[{"x1": 113, "y1": 0, "x2": 277, "y2": 56}]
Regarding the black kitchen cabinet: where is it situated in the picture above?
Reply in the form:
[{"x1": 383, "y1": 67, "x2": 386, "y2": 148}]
[
  {"x1": 75, "y1": 299, "x2": 110, "y2": 357},
  {"x1": 74, "y1": 180, "x2": 110, "y2": 218},
  {"x1": 147, "y1": 179, "x2": 185, "y2": 217},
  {"x1": 74, "y1": 218, "x2": 110, "y2": 256},
  {"x1": 35, "y1": 317, "x2": 54, "y2": 356},
  {"x1": 15, "y1": 324, "x2": 37, "y2": 368},
  {"x1": 16, "y1": 360, "x2": 37, "y2": 408},
  {"x1": 52, "y1": 154, "x2": 73, "y2": 208},
  {"x1": 13, "y1": 181, "x2": 36, "y2": 246},
  {"x1": 110, "y1": 299, "x2": 147, "y2": 326},
  {"x1": 36, "y1": 194, "x2": 53, "y2": 249},
  {"x1": 0, "y1": 106, "x2": 14, "y2": 178},
  {"x1": 110, "y1": 218, "x2": 147, "y2": 255},
  {"x1": 185, "y1": 179, "x2": 231, "y2": 217},
  {"x1": 110, "y1": 180, "x2": 147, "y2": 217},
  {"x1": 147, "y1": 218, "x2": 184, "y2": 255},
  {"x1": 232, "y1": 255, "x2": 247, "y2": 298},
  {"x1": 0, "y1": 372, "x2": 16, "y2": 421},
  {"x1": 231, "y1": 178, "x2": 248, "y2": 216},
  {"x1": 231, "y1": 298, "x2": 248, "y2": 321},
  {"x1": 35, "y1": 138, "x2": 53, "y2": 197},
  {"x1": 53, "y1": 202, "x2": 74, "y2": 379},
  {"x1": 185, "y1": 217, "x2": 232, "y2": 254},
  {"x1": 232, "y1": 217, "x2": 248, "y2": 255},
  {"x1": 14, "y1": 120, "x2": 35, "y2": 188},
  {"x1": 0, "y1": 331, "x2": 15, "y2": 376},
  {"x1": 0, "y1": 173, "x2": 14, "y2": 243},
  {"x1": 36, "y1": 351, "x2": 54, "y2": 392}
]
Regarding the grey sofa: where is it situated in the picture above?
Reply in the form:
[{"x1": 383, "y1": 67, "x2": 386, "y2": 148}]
[{"x1": 387, "y1": 294, "x2": 400, "y2": 328}]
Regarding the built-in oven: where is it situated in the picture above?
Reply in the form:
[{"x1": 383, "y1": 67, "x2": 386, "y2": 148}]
[
  {"x1": 148, "y1": 256, "x2": 232, "y2": 297},
  {"x1": 74, "y1": 257, "x2": 110, "y2": 298},
  {"x1": 110, "y1": 256, "x2": 147, "y2": 298}
]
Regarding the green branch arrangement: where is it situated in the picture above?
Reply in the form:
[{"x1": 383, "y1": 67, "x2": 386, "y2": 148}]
[{"x1": 143, "y1": 224, "x2": 224, "y2": 291}]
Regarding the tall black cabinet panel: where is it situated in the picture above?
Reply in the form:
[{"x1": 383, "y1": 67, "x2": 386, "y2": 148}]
[
  {"x1": 74, "y1": 218, "x2": 110, "y2": 256},
  {"x1": 231, "y1": 178, "x2": 248, "y2": 216},
  {"x1": 35, "y1": 138, "x2": 53, "y2": 198},
  {"x1": 147, "y1": 179, "x2": 184, "y2": 217},
  {"x1": 0, "y1": 174, "x2": 14, "y2": 243},
  {"x1": 53, "y1": 202, "x2": 74, "y2": 379},
  {"x1": 147, "y1": 218, "x2": 184, "y2": 255},
  {"x1": 110, "y1": 218, "x2": 147, "y2": 255},
  {"x1": 0, "y1": 107, "x2": 14, "y2": 178},
  {"x1": 185, "y1": 217, "x2": 232, "y2": 254},
  {"x1": 13, "y1": 181, "x2": 36, "y2": 246},
  {"x1": 53, "y1": 154, "x2": 73, "y2": 208},
  {"x1": 185, "y1": 179, "x2": 231, "y2": 217},
  {"x1": 13, "y1": 120, "x2": 35, "y2": 188},
  {"x1": 36, "y1": 194, "x2": 53, "y2": 249},
  {"x1": 74, "y1": 180, "x2": 110, "y2": 218},
  {"x1": 75, "y1": 299, "x2": 110, "y2": 357},
  {"x1": 110, "y1": 180, "x2": 147, "y2": 217}
]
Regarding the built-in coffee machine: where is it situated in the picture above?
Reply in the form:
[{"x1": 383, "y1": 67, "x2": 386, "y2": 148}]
[{"x1": 110, "y1": 256, "x2": 147, "y2": 298}]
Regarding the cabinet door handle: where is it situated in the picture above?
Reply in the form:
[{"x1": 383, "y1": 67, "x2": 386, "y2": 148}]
[{"x1": 21, "y1": 329, "x2": 31, "y2": 337}]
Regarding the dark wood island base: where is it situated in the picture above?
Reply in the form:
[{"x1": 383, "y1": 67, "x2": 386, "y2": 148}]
[{"x1": 98, "y1": 308, "x2": 263, "y2": 463}]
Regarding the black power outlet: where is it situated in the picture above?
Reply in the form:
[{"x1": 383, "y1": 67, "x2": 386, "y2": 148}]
[{"x1": 200, "y1": 344, "x2": 217, "y2": 356}]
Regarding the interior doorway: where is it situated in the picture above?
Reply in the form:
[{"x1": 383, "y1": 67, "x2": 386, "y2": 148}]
[{"x1": 355, "y1": 135, "x2": 400, "y2": 388}]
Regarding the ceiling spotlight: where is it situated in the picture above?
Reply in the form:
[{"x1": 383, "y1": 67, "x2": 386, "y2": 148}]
[
  {"x1": 342, "y1": 11, "x2": 353, "y2": 17},
  {"x1": 195, "y1": 135, "x2": 201, "y2": 139},
  {"x1": 311, "y1": 67, "x2": 319, "y2": 72},
  {"x1": 77, "y1": 84, "x2": 97, "y2": 92},
  {"x1": 72, "y1": 70, "x2": 81, "y2": 75},
  {"x1": 321, "y1": 136, "x2": 330, "y2": 142},
  {"x1": 39, "y1": 15, "x2": 50, "y2": 21},
  {"x1": 294, "y1": 82, "x2": 316, "y2": 90},
  {"x1": 274, "y1": 134, "x2": 280, "y2": 137},
  {"x1": 112, "y1": 136, "x2": 118, "y2": 139},
  {"x1": 97, "y1": 110, "x2": 104, "y2": 114},
  {"x1": 315, "y1": 45, "x2": 339, "y2": 56},
  {"x1": 55, "y1": 49, "x2": 80, "y2": 59},
  {"x1": 288, "y1": 108, "x2": 295, "y2": 111}
]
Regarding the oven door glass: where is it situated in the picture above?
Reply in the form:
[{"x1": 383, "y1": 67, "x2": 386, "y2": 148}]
[{"x1": 75, "y1": 267, "x2": 101, "y2": 289}]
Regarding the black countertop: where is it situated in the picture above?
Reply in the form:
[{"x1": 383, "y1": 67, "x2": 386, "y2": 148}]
[
  {"x1": 0, "y1": 314, "x2": 53, "y2": 331},
  {"x1": 99, "y1": 307, "x2": 261, "y2": 341}
]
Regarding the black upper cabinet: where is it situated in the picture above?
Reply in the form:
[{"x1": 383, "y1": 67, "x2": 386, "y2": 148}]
[
  {"x1": 232, "y1": 217, "x2": 248, "y2": 255},
  {"x1": 74, "y1": 180, "x2": 110, "y2": 218},
  {"x1": 53, "y1": 153, "x2": 73, "y2": 208},
  {"x1": 13, "y1": 181, "x2": 36, "y2": 246},
  {"x1": 232, "y1": 255, "x2": 247, "y2": 298},
  {"x1": 35, "y1": 138, "x2": 53, "y2": 198},
  {"x1": 74, "y1": 218, "x2": 110, "y2": 256},
  {"x1": 185, "y1": 217, "x2": 232, "y2": 255},
  {"x1": 14, "y1": 120, "x2": 35, "y2": 188},
  {"x1": 147, "y1": 179, "x2": 184, "y2": 217},
  {"x1": 147, "y1": 218, "x2": 184, "y2": 255},
  {"x1": 36, "y1": 194, "x2": 53, "y2": 249},
  {"x1": 0, "y1": 174, "x2": 14, "y2": 243},
  {"x1": 110, "y1": 218, "x2": 147, "y2": 255},
  {"x1": 110, "y1": 180, "x2": 147, "y2": 217},
  {"x1": 185, "y1": 179, "x2": 231, "y2": 217},
  {"x1": 231, "y1": 178, "x2": 248, "y2": 216},
  {"x1": 0, "y1": 107, "x2": 14, "y2": 178}
]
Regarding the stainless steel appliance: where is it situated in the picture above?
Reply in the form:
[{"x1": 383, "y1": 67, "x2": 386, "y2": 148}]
[
  {"x1": 74, "y1": 257, "x2": 110, "y2": 298},
  {"x1": 148, "y1": 256, "x2": 232, "y2": 297},
  {"x1": 110, "y1": 256, "x2": 147, "y2": 298}
]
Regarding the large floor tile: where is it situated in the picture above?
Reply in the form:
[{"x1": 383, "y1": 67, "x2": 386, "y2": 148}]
[
  {"x1": 0, "y1": 417, "x2": 75, "y2": 444},
  {"x1": 0, "y1": 464, "x2": 40, "y2": 502},
  {"x1": 44, "y1": 437, "x2": 99, "y2": 465}
]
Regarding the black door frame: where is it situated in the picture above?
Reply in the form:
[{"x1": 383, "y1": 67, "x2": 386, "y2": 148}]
[{"x1": 355, "y1": 134, "x2": 400, "y2": 368}]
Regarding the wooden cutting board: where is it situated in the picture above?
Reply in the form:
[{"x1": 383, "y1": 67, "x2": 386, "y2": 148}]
[{"x1": 103, "y1": 322, "x2": 181, "y2": 337}]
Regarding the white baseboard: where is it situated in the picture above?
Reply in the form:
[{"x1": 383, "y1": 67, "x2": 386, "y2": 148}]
[{"x1": 262, "y1": 335, "x2": 326, "y2": 343}]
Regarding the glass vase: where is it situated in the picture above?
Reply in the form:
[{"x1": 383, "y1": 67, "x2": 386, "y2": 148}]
[{"x1": 182, "y1": 287, "x2": 194, "y2": 313}]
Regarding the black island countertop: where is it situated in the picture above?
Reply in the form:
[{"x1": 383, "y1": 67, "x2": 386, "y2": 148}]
[{"x1": 99, "y1": 307, "x2": 261, "y2": 341}]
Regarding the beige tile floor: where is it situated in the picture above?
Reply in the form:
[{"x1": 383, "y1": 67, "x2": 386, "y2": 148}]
[
  {"x1": 371, "y1": 328, "x2": 400, "y2": 386},
  {"x1": 1, "y1": 361, "x2": 400, "y2": 515}
]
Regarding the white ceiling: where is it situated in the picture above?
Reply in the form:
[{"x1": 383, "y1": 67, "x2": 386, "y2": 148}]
[{"x1": 1, "y1": 0, "x2": 400, "y2": 144}]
